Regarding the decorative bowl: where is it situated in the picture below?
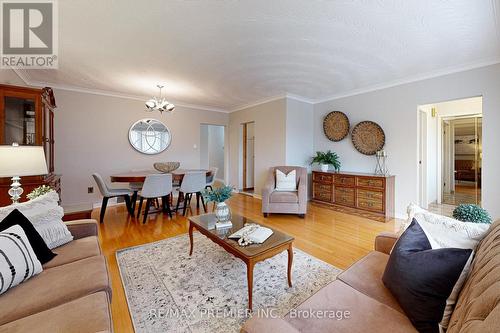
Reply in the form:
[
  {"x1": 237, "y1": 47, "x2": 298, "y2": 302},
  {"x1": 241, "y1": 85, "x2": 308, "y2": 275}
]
[{"x1": 153, "y1": 162, "x2": 180, "y2": 173}]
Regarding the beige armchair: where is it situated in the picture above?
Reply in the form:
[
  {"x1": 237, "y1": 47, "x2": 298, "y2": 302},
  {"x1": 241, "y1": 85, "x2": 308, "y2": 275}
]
[{"x1": 262, "y1": 166, "x2": 307, "y2": 218}]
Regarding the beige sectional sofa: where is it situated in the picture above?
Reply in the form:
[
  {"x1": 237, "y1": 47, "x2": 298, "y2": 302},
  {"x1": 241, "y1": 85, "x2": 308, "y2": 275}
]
[
  {"x1": 243, "y1": 219, "x2": 500, "y2": 333},
  {"x1": 0, "y1": 219, "x2": 113, "y2": 333}
]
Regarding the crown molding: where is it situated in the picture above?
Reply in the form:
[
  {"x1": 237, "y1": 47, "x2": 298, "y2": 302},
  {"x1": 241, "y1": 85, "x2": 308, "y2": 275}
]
[
  {"x1": 10, "y1": 71, "x2": 230, "y2": 113},
  {"x1": 229, "y1": 93, "x2": 288, "y2": 112},
  {"x1": 229, "y1": 92, "x2": 316, "y2": 112},
  {"x1": 285, "y1": 93, "x2": 315, "y2": 104},
  {"x1": 12, "y1": 57, "x2": 500, "y2": 113},
  {"x1": 313, "y1": 58, "x2": 500, "y2": 104}
]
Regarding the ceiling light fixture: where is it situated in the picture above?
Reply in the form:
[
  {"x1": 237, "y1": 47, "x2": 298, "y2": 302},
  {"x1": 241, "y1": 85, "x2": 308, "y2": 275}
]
[{"x1": 145, "y1": 84, "x2": 175, "y2": 114}]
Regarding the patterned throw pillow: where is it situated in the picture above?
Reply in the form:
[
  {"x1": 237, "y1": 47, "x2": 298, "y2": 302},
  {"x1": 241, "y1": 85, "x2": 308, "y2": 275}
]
[
  {"x1": 275, "y1": 169, "x2": 297, "y2": 191},
  {"x1": 0, "y1": 191, "x2": 73, "y2": 249},
  {"x1": 0, "y1": 225, "x2": 43, "y2": 295},
  {"x1": 0, "y1": 209, "x2": 56, "y2": 264}
]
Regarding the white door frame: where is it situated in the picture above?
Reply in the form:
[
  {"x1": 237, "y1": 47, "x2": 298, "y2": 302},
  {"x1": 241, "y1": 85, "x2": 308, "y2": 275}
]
[{"x1": 418, "y1": 109, "x2": 428, "y2": 208}]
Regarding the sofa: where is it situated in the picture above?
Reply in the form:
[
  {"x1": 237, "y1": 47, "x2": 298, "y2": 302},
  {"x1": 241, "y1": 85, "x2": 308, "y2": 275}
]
[
  {"x1": 0, "y1": 219, "x2": 113, "y2": 332},
  {"x1": 262, "y1": 166, "x2": 307, "y2": 218},
  {"x1": 242, "y1": 219, "x2": 500, "y2": 333}
]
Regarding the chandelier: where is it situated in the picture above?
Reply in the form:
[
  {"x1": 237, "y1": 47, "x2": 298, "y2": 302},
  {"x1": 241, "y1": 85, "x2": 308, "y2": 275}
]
[{"x1": 145, "y1": 85, "x2": 175, "y2": 114}]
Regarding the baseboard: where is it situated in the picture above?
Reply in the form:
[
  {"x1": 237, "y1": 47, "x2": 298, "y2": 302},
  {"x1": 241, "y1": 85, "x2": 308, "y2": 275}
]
[{"x1": 92, "y1": 197, "x2": 118, "y2": 208}]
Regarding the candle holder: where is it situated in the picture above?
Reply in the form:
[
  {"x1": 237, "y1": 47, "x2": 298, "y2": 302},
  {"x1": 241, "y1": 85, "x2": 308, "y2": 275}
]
[{"x1": 375, "y1": 150, "x2": 389, "y2": 175}]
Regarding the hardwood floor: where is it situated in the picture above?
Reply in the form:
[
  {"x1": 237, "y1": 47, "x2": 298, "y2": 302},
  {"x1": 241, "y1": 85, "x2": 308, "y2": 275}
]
[{"x1": 95, "y1": 194, "x2": 401, "y2": 333}]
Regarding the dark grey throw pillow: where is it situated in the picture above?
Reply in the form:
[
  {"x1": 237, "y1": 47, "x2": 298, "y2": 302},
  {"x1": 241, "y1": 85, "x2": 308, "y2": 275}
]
[{"x1": 382, "y1": 219, "x2": 472, "y2": 333}]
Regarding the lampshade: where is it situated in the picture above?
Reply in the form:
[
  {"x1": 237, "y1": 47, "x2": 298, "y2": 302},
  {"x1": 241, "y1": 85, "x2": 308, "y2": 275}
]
[{"x1": 0, "y1": 146, "x2": 48, "y2": 177}]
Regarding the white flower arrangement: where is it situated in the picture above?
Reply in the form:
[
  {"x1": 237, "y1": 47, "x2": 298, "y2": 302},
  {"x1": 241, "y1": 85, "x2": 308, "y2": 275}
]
[{"x1": 26, "y1": 185, "x2": 54, "y2": 200}]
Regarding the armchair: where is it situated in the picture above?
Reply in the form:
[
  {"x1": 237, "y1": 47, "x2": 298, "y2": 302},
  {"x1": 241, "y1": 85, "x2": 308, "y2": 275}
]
[{"x1": 262, "y1": 166, "x2": 307, "y2": 218}]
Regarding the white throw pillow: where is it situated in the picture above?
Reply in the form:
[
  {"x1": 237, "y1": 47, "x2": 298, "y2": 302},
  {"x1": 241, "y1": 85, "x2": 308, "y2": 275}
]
[
  {"x1": 399, "y1": 202, "x2": 426, "y2": 235},
  {"x1": 0, "y1": 191, "x2": 73, "y2": 249},
  {"x1": 0, "y1": 225, "x2": 42, "y2": 294},
  {"x1": 275, "y1": 170, "x2": 297, "y2": 191},
  {"x1": 402, "y1": 203, "x2": 490, "y2": 331}
]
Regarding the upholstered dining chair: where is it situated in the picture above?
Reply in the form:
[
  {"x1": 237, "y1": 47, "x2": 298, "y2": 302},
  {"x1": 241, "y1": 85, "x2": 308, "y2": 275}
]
[
  {"x1": 205, "y1": 166, "x2": 219, "y2": 190},
  {"x1": 136, "y1": 173, "x2": 173, "y2": 224},
  {"x1": 128, "y1": 168, "x2": 150, "y2": 213},
  {"x1": 261, "y1": 166, "x2": 307, "y2": 218},
  {"x1": 176, "y1": 171, "x2": 207, "y2": 216},
  {"x1": 92, "y1": 173, "x2": 133, "y2": 223}
]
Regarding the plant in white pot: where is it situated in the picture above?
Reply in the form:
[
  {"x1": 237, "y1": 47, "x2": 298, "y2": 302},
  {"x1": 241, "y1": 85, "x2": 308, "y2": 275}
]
[
  {"x1": 311, "y1": 150, "x2": 341, "y2": 172},
  {"x1": 202, "y1": 185, "x2": 234, "y2": 225}
]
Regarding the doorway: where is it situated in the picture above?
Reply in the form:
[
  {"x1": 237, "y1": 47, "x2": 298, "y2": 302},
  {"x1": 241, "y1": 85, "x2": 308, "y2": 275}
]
[
  {"x1": 200, "y1": 124, "x2": 225, "y2": 183},
  {"x1": 418, "y1": 96, "x2": 483, "y2": 216},
  {"x1": 441, "y1": 115, "x2": 482, "y2": 206},
  {"x1": 240, "y1": 122, "x2": 255, "y2": 195}
]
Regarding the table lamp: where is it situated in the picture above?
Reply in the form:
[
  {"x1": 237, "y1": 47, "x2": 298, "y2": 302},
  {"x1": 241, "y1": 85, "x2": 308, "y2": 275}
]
[{"x1": 0, "y1": 144, "x2": 48, "y2": 204}]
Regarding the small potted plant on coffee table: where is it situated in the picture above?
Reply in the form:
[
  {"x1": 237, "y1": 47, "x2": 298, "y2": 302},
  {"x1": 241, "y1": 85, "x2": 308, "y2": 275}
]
[
  {"x1": 202, "y1": 185, "x2": 234, "y2": 228},
  {"x1": 310, "y1": 150, "x2": 341, "y2": 172}
]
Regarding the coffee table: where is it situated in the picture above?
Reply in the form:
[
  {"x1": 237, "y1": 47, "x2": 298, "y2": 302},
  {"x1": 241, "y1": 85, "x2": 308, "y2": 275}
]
[{"x1": 188, "y1": 213, "x2": 294, "y2": 310}]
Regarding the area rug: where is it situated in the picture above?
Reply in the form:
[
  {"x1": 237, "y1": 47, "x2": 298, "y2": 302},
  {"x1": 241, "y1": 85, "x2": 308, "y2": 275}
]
[{"x1": 116, "y1": 233, "x2": 341, "y2": 333}]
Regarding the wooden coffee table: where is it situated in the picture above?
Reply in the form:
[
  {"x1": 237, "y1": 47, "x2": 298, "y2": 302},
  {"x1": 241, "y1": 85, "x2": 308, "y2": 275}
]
[{"x1": 188, "y1": 213, "x2": 294, "y2": 310}]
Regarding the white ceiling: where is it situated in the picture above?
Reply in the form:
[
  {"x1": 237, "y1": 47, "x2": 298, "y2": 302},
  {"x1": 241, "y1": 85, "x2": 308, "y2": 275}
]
[{"x1": 16, "y1": 0, "x2": 500, "y2": 111}]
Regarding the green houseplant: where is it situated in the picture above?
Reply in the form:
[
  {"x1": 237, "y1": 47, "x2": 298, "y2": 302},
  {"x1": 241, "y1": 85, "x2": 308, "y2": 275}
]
[
  {"x1": 202, "y1": 185, "x2": 234, "y2": 223},
  {"x1": 310, "y1": 150, "x2": 341, "y2": 172},
  {"x1": 453, "y1": 204, "x2": 492, "y2": 224}
]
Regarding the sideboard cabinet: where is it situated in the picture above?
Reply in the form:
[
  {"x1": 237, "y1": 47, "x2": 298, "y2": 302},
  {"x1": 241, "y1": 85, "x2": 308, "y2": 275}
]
[
  {"x1": 0, "y1": 84, "x2": 60, "y2": 206},
  {"x1": 312, "y1": 171, "x2": 395, "y2": 220}
]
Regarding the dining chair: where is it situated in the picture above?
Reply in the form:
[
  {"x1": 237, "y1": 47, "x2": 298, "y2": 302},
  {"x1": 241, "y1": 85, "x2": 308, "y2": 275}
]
[
  {"x1": 136, "y1": 173, "x2": 173, "y2": 224},
  {"x1": 176, "y1": 171, "x2": 207, "y2": 216},
  {"x1": 92, "y1": 173, "x2": 133, "y2": 223},
  {"x1": 205, "y1": 166, "x2": 219, "y2": 190},
  {"x1": 129, "y1": 182, "x2": 142, "y2": 212}
]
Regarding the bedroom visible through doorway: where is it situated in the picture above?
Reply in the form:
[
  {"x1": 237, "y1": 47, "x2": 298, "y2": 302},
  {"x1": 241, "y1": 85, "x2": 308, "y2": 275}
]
[{"x1": 418, "y1": 96, "x2": 482, "y2": 216}]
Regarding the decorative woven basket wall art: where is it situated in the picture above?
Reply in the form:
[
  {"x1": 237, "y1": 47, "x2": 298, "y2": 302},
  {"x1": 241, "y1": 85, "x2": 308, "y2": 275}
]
[
  {"x1": 351, "y1": 121, "x2": 385, "y2": 155},
  {"x1": 323, "y1": 111, "x2": 350, "y2": 142}
]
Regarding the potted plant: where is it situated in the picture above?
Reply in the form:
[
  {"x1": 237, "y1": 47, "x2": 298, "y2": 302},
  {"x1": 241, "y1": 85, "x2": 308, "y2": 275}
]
[
  {"x1": 310, "y1": 150, "x2": 341, "y2": 172},
  {"x1": 202, "y1": 185, "x2": 234, "y2": 224},
  {"x1": 453, "y1": 204, "x2": 492, "y2": 224}
]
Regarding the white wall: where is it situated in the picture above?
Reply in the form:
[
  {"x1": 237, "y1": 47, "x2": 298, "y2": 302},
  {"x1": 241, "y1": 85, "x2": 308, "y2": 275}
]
[
  {"x1": 314, "y1": 64, "x2": 500, "y2": 219},
  {"x1": 245, "y1": 122, "x2": 255, "y2": 188},
  {"x1": 208, "y1": 125, "x2": 225, "y2": 179},
  {"x1": 285, "y1": 98, "x2": 314, "y2": 167},
  {"x1": 54, "y1": 89, "x2": 228, "y2": 205},
  {"x1": 200, "y1": 124, "x2": 209, "y2": 169},
  {"x1": 0, "y1": 69, "x2": 26, "y2": 86},
  {"x1": 228, "y1": 98, "x2": 287, "y2": 196}
]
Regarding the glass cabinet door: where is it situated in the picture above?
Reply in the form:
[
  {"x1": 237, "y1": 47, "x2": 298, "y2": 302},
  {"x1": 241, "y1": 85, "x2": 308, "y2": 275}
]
[{"x1": 3, "y1": 96, "x2": 37, "y2": 145}]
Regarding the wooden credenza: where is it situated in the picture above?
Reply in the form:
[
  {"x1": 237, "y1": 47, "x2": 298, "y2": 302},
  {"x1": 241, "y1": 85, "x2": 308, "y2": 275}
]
[{"x1": 312, "y1": 171, "x2": 395, "y2": 220}]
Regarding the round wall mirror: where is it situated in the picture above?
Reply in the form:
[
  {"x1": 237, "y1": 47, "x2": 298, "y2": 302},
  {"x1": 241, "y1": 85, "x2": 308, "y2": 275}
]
[{"x1": 128, "y1": 118, "x2": 171, "y2": 154}]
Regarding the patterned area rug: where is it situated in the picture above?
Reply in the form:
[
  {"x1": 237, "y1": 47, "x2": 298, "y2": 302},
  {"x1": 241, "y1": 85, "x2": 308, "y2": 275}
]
[{"x1": 117, "y1": 233, "x2": 341, "y2": 333}]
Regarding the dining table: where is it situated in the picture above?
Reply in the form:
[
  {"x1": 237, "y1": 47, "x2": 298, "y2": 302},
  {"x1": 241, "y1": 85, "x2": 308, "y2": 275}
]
[
  {"x1": 110, "y1": 169, "x2": 212, "y2": 184},
  {"x1": 110, "y1": 169, "x2": 212, "y2": 214}
]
